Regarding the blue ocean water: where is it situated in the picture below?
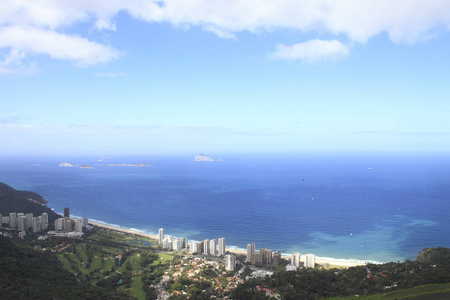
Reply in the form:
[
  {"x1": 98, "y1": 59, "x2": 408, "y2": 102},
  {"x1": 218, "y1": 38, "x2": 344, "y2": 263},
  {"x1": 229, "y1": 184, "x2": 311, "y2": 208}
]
[{"x1": 0, "y1": 154, "x2": 449, "y2": 262}]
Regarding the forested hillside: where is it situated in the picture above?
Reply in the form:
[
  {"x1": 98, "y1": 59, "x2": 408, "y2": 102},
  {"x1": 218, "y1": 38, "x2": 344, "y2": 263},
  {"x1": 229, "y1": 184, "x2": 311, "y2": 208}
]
[{"x1": 0, "y1": 182, "x2": 60, "y2": 222}]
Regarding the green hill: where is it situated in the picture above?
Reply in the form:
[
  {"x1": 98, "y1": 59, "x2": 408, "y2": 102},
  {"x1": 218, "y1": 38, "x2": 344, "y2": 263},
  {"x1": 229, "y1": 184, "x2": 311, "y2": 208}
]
[
  {"x1": 0, "y1": 182, "x2": 61, "y2": 222},
  {"x1": 0, "y1": 235, "x2": 133, "y2": 299}
]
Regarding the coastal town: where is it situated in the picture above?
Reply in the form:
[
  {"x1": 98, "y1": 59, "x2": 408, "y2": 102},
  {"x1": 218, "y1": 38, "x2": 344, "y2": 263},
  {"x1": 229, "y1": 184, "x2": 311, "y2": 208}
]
[
  {"x1": 1, "y1": 202, "x2": 450, "y2": 299},
  {"x1": 0, "y1": 206, "x2": 343, "y2": 299}
]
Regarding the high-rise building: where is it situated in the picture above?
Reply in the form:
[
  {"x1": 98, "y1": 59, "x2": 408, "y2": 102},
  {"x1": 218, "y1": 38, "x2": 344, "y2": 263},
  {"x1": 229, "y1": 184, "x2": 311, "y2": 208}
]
[
  {"x1": 32, "y1": 217, "x2": 42, "y2": 233},
  {"x1": 55, "y1": 218, "x2": 64, "y2": 231},
  {"x1": 1, "y1": 216, "x2": 9, "y2": 225},
  {"x1": 260, "y1": 248, "x2": 272, "y2": 265},
  {"x1": 162, "y1": 238, "x2": 171, "y2": 249},
  {"x1": 203, "y1": 239, "x2": 210, "y2": 255},
  {"x1": 158, "y1": 228, "x2": 164, "y2": 244},
  {"x1": 80, "y1": 217, "x2": 89, "y2": 227},
  {"x1": 190, "y1": 241, "x2": 198, "y2": 253},
  {"x1": 251, "y1": 251, "x2": 262, "y2": 265},
  {"x1": 64, "y1": 207, "x2": 70, "y2": 218},
  {"x1": 273, "y1": 250, "x2": 281, "y2": 266},
  {"x1": 162, "y1": 235, "x2": 174, "y2": 249},
  {"x1": 18, "y1": 215, "x2": 27, "y2": 231},
  {"x1": 198, "y1": 241, "x2": 204, "y2": 254},
  {"x1": 225, "y1": 254, "x2": 236, "y2": 271},
  {"x1": 64, "y1": 218, "x2": 73, "y2": 231},
  {"x1": 183, "y1": 237, "x2": 188, "y2": 249},
  {"x1": 291, "y1": 252, "x2": 301, "y2": 268},
  {"x1": 305, "y1": 253, "x2": 315, "y2": 268},
  {"x1": 247, "y1": 243, "x2": 255, "y2": 262},
  {"x1": 74, "y1": 219, "x2": 83, "y2": 232},
  {"x1": 9, "y1": 212, "x2": 17, "y2": 228},
  {"x1": 218, "y1": 237, "x2": 226, "y2": 256},
  {"x1": 41, "y1": 212, "x2": 48, "y2": 230},
  {"x1": 173, "y1": 238, "x2": 183, "y2": 252},
  {"x1": 25, "y1": 213, "x2": 33, "y2": 228},
  {"x1": 209, "y1": 239, "x2": 217, "y2": 256}
]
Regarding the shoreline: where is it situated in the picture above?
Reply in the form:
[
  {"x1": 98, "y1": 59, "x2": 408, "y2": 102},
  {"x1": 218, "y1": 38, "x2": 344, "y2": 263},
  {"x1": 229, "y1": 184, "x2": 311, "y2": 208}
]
[{"x1": 89, "y1": 221, "x2": 372, "y2": 267}]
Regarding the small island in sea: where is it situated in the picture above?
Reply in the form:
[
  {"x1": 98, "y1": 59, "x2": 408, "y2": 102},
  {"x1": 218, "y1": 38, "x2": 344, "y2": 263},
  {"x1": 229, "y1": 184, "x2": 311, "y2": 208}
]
[
  {"x1": 194, "y1": 153, "x2": 214, "y2": 161},
  {"x1": 105, "y1": 163, "x2": 150, "y2": 167},
  {"x1": 59, "y1": 162, "x2": 75, "y2": 167}
]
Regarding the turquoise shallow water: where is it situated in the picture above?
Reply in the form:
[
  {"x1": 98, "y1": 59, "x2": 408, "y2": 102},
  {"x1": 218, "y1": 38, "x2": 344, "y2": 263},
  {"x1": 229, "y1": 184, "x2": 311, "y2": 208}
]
[{"x1": 1, "y1": 153, "x2": 449, "y2": 262}]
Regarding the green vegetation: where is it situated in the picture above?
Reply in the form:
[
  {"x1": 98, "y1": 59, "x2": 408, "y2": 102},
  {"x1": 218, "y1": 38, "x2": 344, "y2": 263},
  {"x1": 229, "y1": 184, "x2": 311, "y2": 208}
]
[
  {"x1": 2, "y1": 181, "x2": 450, "y2": 299},
  {"x1": 231, "y1": 248, "x2": 450, "y2": 300},
  {"x1": 334, "y1": 282, "x2": 450, "y2": 300},
  {"x1": 53, "y1": 227, "x2": 162, "y2": 299},
  {"x1": 0, "y1": 235, "x2": 132, "y2": 299},
  {"x1": 0, "y1": 182, "x2": 60, "y2": 222}
]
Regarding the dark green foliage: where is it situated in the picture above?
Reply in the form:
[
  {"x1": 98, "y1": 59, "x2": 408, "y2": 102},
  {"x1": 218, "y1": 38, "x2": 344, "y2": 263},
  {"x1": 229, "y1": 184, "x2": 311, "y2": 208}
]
[
  {"x1": 0, "y1": 235, "x2": 133, "y2": 299},
  {"x1": 231, "y1": 248, "x2": 450, "y2": 300},
  {"x1": 0, "y1": 182, "x2": 61, "y2": 222}
]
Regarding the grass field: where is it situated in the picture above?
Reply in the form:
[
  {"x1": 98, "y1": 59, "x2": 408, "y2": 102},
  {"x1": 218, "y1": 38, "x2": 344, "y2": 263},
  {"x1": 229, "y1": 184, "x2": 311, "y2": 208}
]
[
  {"x1": 53, "y1": 227, "x2": 165, "y2": 300},
  {"x1": 152, "y1": 252, "x2": 174, "y2": 266}
]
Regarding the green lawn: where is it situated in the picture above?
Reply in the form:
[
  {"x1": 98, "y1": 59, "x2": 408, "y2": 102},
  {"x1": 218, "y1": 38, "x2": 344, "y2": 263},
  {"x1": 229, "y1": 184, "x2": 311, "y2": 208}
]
[
  {"x1": 76, "y1": 244, "x2": 89, "y2": 262},
  {"x1": 151, "y1": 252, "x2": 174, "y2": 266},
  {"x1": 130, "y1": 253, "x2": 146, "y2": 300},
  {"x1": 57, "y1": 253, "x2": 76, "y2": 275},
  {"x1": 54, "y1": 228, "x2": 167, "y2": 299}
]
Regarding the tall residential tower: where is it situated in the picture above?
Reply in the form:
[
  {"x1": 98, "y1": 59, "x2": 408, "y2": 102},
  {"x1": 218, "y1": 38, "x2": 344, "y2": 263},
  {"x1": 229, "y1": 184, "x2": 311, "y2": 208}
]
[{"x1": 158, "y1": 228, "x2": 164, "y2": 244}]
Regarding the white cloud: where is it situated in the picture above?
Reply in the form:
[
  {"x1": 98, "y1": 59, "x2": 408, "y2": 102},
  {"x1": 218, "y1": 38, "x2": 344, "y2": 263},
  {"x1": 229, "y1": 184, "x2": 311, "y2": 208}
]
[
  {"x1": 0, "y1": 48, "x2": 37, "y2": 75},
  {"x1": 1, "y1": 0, "x2": 450, "y2": 71},
  {"x1": 0, "y1": 26, "x2": 120, "y2": 67},
  {"x1": 129, "y1": 0, "x2": 450, "y2": 44},
  {"x1": 271, "y1": 39, "x2": 349, "y2": 63}
]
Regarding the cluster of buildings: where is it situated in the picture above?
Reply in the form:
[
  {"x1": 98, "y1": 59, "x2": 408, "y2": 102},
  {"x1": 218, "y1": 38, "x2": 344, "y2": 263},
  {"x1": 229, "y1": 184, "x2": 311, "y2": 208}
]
[
  {"x1": 158, "y1": 228, "x2": 236, "y2": 270},
  {"x1": 159, "y1": 228, "x2": 226, "y2": 256},
  {"x1": 0, "y1": 212, "x2": 49, "y2": 238},
  {"x1": 0, "y1": 207, "x2": 89, "y2": 239},
  {"x1": 246, "y1": 243, "x2": 283, "y2": 267},
  {"x1": 49, "y1": 207, "x2": 88, "y2": 238},
  {"x1": 246, "y1": 243, "x2": 315, "y2": 269},
  {"x1": 157, "y1": 228, "x2": 316, "y2": 271},
  {"x1": 285, "y1": 252, "x2": 316, "y2": 270},
  {"x1": 53, "y1": 208, "x2": 88, "y2": 233}
]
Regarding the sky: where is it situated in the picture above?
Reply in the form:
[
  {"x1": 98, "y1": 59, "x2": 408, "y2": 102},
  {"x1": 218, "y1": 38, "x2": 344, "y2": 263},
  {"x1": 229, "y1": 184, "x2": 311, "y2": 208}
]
[{"x1": 1, "y1": 0, "x2": 450, "y2": 156}]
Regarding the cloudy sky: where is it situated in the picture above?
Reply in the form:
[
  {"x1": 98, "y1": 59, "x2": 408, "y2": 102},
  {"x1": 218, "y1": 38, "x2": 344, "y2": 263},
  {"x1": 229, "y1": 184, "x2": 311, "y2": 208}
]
[{"x1": 1, "y1": 0, "x2": 449, "y2": 156}]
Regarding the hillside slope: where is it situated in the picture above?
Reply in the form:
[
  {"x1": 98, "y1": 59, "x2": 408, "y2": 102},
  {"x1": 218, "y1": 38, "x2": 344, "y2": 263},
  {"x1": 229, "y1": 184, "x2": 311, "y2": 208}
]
[{"x1": 0, "y1": 182, "x2": 61, "y2": 222}]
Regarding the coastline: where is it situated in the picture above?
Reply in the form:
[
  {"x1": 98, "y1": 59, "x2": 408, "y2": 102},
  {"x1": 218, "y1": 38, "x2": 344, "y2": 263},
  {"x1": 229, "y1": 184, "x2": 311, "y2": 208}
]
[{"x1": 89, "y1": 221, "x2": 371, "y2": 267}]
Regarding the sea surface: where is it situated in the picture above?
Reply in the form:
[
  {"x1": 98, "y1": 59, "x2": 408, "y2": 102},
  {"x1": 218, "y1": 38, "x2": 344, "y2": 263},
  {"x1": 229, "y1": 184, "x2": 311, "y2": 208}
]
[{"x1": 1, "y1": 153, "x2": 449, "y2": 263}]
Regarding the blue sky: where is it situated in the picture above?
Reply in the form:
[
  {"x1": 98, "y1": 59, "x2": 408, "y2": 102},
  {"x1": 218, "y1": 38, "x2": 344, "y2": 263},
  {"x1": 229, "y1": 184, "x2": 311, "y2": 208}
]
[{"x1": 1, "y1": 1, "x2": 450, "y2": 156}]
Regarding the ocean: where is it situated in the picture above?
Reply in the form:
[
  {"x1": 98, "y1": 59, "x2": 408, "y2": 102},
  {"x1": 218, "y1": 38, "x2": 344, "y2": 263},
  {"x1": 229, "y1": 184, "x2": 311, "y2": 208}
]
[{"x1": 1, "y1": 153, "x2": 449, "y2": 263}]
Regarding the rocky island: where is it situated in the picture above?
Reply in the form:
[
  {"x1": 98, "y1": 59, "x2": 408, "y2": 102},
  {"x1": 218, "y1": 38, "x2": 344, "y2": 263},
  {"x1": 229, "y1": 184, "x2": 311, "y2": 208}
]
[
  {"x1": 59, "y1": 162, "x2": 75, "y2": 167},
  {"x1": 105, "y1": 163, "x2": 150, "y2": 167},
  {"x1": 194, "y1": 154, "x2": 214, "y2": 161}
]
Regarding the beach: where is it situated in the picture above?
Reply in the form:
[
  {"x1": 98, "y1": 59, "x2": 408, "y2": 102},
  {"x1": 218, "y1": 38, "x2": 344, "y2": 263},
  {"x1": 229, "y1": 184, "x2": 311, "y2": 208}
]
[
  {"x1": 89, "y1": 221, "x2": 158, "y2": 240},
  {"x1": 89, "y1": 221, "x2": 369, "y2": 267}
]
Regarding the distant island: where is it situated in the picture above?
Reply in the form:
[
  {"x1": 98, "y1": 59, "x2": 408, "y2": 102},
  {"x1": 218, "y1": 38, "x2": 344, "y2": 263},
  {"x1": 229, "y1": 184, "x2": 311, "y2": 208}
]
[
  {"x1": 59, "y1": 162, "x2": 74, "y2": 167},
  {"x1": 194, "y1": 154, "x2": 214, "y2": 161},
  {"x1": 105, "y1": 163, "x2": 150, "y2": 167},
  {"x1": 59, "y1": 162, "x2": 150, "y2": 168}
]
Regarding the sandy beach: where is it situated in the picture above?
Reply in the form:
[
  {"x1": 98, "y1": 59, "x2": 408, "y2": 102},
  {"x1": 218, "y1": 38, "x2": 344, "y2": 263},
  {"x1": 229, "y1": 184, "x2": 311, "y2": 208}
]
[
  {"x1": 89, "y1": 221, "x2": 159, "y2": 240},
  {"x1": 90, "y1": 221, "x2": 370, "y2": 267},
  {"x1": 226, "y1": 248, "x2": 369, "y2": 267}
]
